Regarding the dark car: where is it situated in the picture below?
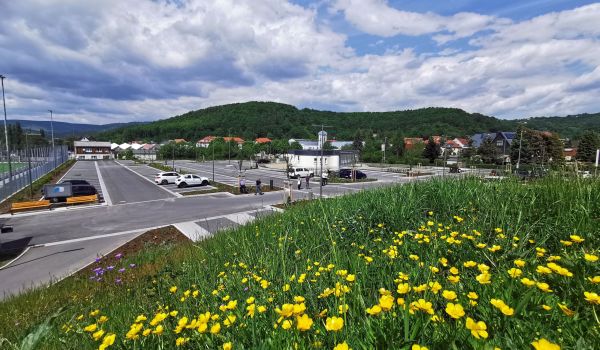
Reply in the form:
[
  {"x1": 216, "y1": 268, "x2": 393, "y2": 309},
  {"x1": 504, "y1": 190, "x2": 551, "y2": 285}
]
[
  {"x1": 338, "y1": 169, "x2": 367, "y2": 180},
  {"x1": 71, "y1": 184, "x2": 98, "y2": 197},
  {"x1": 60, "y1": 179, "x2": 91, "y2": 186}
]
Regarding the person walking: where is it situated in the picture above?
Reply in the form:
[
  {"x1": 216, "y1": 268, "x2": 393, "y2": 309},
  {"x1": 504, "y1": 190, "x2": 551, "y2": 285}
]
[
  {"x1": 240, "y1": 177, "x2": 247, "y2": 194},
  {"x1": 255, "y1": 178, "x2": 263, "y2": 195},
  {"x1": 305, "y1": 175, "x2": 310, "y2": 189},
  {"x1": 297, "y1": 177, "x2": 302, "y2": 190},
  {"x1": 321, "y1": 170, "x2": 329, "y2": 186}
]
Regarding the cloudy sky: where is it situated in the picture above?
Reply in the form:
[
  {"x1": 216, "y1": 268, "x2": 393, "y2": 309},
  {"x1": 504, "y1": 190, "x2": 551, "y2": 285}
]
[{"x1": 1, "y1": 0, "x2": 600, "y2": 124}]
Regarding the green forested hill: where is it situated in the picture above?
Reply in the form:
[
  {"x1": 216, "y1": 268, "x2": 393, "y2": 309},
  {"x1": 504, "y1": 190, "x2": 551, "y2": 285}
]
[{"x1": 97, "y1": 101, "x2": 599, "y2": 143}]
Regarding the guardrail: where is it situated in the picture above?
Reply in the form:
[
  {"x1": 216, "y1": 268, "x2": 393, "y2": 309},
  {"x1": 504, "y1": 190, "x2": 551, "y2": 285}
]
[{"x1": 10, "y1": 200, "x2": 51, "y2": 214}]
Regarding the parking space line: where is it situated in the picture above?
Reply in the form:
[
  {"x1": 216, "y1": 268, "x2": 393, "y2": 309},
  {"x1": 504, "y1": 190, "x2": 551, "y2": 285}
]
[
  {"x1": 114, "y1": 161, "x2": 182, "y2": 198},
  {"x1": 95, "y1": 161, "x2": 112, "y2": 206}
]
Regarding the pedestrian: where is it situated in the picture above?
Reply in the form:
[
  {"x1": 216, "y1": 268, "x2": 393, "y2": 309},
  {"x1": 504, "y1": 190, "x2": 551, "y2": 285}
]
[
  {"x1": 255, "y1": 178, "x2": 263, "y2": 195},
  {"x1": 321, "y1": 170, "x2": 329, "y2": 186},
  {"x1": 240, "y1": 177, "x2": 247, "y2": 194},
  {"x1": 297, "y1": 177, "x2": 302, "y2": 190},
  {"x1": 305, "y1": 175, "x2": 310, "y2": 189}
]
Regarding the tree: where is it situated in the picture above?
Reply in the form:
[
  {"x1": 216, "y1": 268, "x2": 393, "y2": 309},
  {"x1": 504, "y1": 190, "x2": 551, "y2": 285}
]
[
  {"x1": 289, "y1": 141, "x2": 302, "y2": 150},
  {"x1": 352, "y1": 131, "x2": 364, "y2": 152},
  {"x1": 323, "y1": 141, "x2": 335, "y2": 150},
  {"x1": 40, "y1": 129, "x2": 46, "y2": 139},
  {"x1": 577, "y1": 131, "x2": 600, "y2": 162},
  {"x1": 478, "y1": 138, "x2": 498, "y2": 164},
  {"x1": 423, "y1": 137, "x2": 441, "y2": 163}
]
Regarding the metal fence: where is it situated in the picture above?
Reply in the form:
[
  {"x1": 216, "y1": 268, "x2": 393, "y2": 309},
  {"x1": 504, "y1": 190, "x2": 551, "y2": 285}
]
[{"x1": 0, "y1": 145, "x2": 69, "y2": 203}]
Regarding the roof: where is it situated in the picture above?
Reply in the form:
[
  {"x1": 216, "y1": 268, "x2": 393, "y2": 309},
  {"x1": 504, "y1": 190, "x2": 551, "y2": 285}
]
[
  {"x1": 564, "y1": 148, "x2": 577, "y2": 157},
  {"x1": 173, "y1": 138, "x2": 187, "y2": 143},
  {"x1": 471, "y1": 133, "x2": 495, "y2": 148},
  {"x1": 255, "y1": 137, "x2": 272, "y2": 143},
  {"x1": 288, "y1": 149, "x2": 358, "y2": 156},
  {"x1": 142, "y1": 143, "x2": 157, "y2": 150},
  {"x1": 74, "y1": 141, "x2": 111, "y2": 148},
  {"x1": 224, "y1": 137, "x2": 244, "y2": 143},
  {"x1": 197, "y1": 136, "x2": 217, "y2": 143}
]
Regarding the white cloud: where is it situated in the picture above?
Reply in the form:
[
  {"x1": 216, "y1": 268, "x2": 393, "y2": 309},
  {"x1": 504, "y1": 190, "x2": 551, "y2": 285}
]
[{"x1": 331, "y1": 0, "x2": 508, "y2": 42}]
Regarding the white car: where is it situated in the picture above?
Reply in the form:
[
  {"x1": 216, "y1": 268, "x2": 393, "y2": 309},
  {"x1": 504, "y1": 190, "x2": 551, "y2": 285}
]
[
  {"x1": 288, "y1": 167, "x2": 314, "y2": 179},
  {"x1": 175, "y1": 174, "x2": 210, "y2": 188},
  {"x1": 155, "y1": 171, "x2": 180, "y2": 185}
]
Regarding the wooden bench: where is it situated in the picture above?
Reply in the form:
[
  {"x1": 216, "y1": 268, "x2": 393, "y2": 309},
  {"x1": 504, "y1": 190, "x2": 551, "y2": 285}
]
[
  {"x1": 66, "y1": 194, "x2": 98, "y2": 205},
  {"x1": 11, "y1": 200, "x2": 51, "y2": 214}
]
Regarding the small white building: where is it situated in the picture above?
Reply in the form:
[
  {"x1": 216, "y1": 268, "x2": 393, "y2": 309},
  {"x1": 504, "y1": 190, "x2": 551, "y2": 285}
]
[
  {"x1": 74, "y1": 140, "x2": 113, "y2": 160},
  {"x1": 286, "y1": 150, "x2": 358, "y2": 172},
  {"x1": 133, "y1": 143, "x2": 158, "y2": 161}
]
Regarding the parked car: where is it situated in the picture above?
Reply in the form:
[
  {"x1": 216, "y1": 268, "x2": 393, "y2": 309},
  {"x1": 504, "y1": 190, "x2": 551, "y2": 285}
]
[
  {"x1": 155, "y1": 171, "x2": 180, "y2": 185},
  {"x1": 338, "y1": 169, "x2": 367, "y2": 179},
  {"x1": 175, "y1": 174, "x2": 210, "y2": 188},
  {"x1": 71, "y1": 184, "x2": 98, "y2": 197},
  {"x1": 288, "y1": 167, "x2": 314, "y2": 179}
]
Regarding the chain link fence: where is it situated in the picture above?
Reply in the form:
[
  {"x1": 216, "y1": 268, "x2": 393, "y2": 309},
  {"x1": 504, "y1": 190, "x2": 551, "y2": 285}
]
[{"x1": 0, "y1": 145, "x2": 69, "y2": 203}]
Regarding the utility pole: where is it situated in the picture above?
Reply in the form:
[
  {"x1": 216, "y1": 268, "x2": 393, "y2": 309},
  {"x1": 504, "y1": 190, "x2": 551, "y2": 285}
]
[
  {"x1": 228, "y1": 128, "x2": 231, "y2": 165},
  {"x1": 516, "y1": 122, "x2": 527, "y2": 171},
  {"x1": 382, "y1": 136, "x2": 387, "y2": 165},
  {"x1": 25, "y1": 128, "x2": 32, "y2": 197},
  {"x1": 212, "y1": 143, "x2": 215, "y2": 182},
  {"x1": 172, "y1": 143, "x2": 175, "y2": 170},
  {"x1": 1, "y1": 75, "x2": 12, "y2": 185},
  {"x1": 48, "y1": 109, "x2": 55, "y2": 169},
  {"x1": 312, "y1": 124, "x2": 333, "y2": 199}
]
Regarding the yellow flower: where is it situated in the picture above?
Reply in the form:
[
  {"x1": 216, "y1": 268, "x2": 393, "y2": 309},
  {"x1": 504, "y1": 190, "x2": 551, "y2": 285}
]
[
  {"x1": 428, "y1": 281, "x2": 442, "y2": 294},
  {"x1": 541, "y1": 304, "x2": 552, "y2": 311},
  {"x1": 588, "y1": 276, "x2": 600, "y2": 284},
  {"x1": 448, "y1": 275, "x2": 460, "y2": 284},
  {"x1": 465, "y1": 317, "x2": 488, "y2": 339},
  {"x1": 409, "y1": 299, "x2": 434, "y2": 315},
  {"x1": 531, "y1": 338, "x2": 560, "y2": 350},
  {"x1": 98, "y1": 316, "x2": 108, "y2": 324},
  {"x1": 520, "y1": 278, "x2": 536, "y2": 287},
  {"x1": 325, "y1": 316, "x2": 344, "y2": 331},
  {"x1": 333, "y1": 342, "x2": 351, "y2": 350},
  {"x1": 142, "y1": 329, "x2": 151, "y2": 337},
  {"x1": 557, "y1": 303, "x2": 575, "y2": 317},
  {"x1": 84, "y1": 324, "x2": 97, "y2": 332},
  {"x1": 366, "y1": 305, "x2": 382, "y2": 316},
  {"x1": 584, "y1": 291, "x2": 600, "y2": 304},
  {"x1": 467, "y1": 292, "x2": 478, "y2": 300},
  {"x1": 379, "y1": 295, "x2": 395, "y2": 311},
  {"x1": 507, "y1": 268, "x2": 522, "y2": 278},
  {"x1": 210, "y1": 322, "x2": 221, "y2": 334},
  {"x1": 276, "y1": 304, "x2": 295, "y2": 318},
  {"x1": 176, "y1": 337, "x2": 188, "y2": 347},
  {"x1": 338, "y1": 304, "x2": 349, "y2": 314},
  {"x1": 570, "y1": 235, "x2": 584, "y2": 243},
  {"x1": 412, "y1": 345, "x2": 429, "y2": 350},
  {"x1": 584, "y1": 254, "x2": 598, "y2": 262},
  {"x1": 346, "y1": 274, "x2": 356, "y2": 282},
  {"x1": 536, "y1": 282, "x2": 553, "y2": 293},
  {"x1": 536, "y1": 266, "x2": 552, "y2": 275},
  {"x1": 514, "y1": 259, "x2": 526, "y2": 267},
  {"x1": 246, "y1": 296, "x2": 255, "y2": 304},
  {"x1": 169, "y1": 286, "x2": 178, "y2": 293},
  {"x1": 125, "y1": 323, "x2": 143, "y2": 339},
  {"x1": 560, "y1": 240, "x2": 573, "y2": 246},
  {"x1": 442, "y1": 290, "x2": 457, "y2": 301},
  {"x1": 223, "y1": 342, "x2": 233, "y2": 350},
  {"x1": 99, "y1": 333, "x2": 116, "y2": 350},
  {"x1": 463, "y1": 261, "x2": 477, "y2": 268},
  {"x1": 223, "y1": 314, "x2": 236, "y2": 327},
  {"x1": 257, "y1": 305, "x2": 267, "y2": 313},
  {"x1": 135, "y1": 315, "x2": 147, "y2": 323},
  {"x1": 281, "y1": 319, "x2": 292, "y2": 330},
  {"x1": 152, "y1": 325, "x2": 164, "y2": 335},
  {"x1": 296, "y1": 314, "x2": 313, "y2": 331},
  {"x1": 476, "y1": 273, "x2": 491, "y2": 284},
  {"x1": 397, "y1": 283, "x2": 411, "y2": 294},
  {"x1": 92, "y1": 329, "x2": 105, "y2": 341},
  {"x1": 89, "y1": 309, "x2": 100, "y2": 317},
  {"x1": 445, "y1": 303, "x2": 465, "y2": 319}
]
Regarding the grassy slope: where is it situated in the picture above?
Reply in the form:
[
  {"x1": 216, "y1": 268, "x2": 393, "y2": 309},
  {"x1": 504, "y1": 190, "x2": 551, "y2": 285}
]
[{"x1": 1, "y1": 177, "x2": 599, "y2": 349}]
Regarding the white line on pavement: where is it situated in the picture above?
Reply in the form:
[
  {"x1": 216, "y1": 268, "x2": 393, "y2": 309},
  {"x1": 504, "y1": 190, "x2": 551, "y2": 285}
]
[
  {"x1": 95, "y1": 161, "x2": 112, "y2": 206},
  {"x1": 173, "y1": 221, "x2": 212, "y2": 242},
  {"x1": 34, "y1": 226, "x2": 162, "y2": 247},
  {"x1": 115, "y1": 160, "x2": 182, "y2": 198},
  {"x1": 0, "y1": 246, "x2": 31, "y2": 270}
]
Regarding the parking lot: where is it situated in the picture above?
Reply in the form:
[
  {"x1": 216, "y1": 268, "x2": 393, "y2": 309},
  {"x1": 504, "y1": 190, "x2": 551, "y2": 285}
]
[{"x1": 56, "y1": 160, "x2": 105, "y2": 201}]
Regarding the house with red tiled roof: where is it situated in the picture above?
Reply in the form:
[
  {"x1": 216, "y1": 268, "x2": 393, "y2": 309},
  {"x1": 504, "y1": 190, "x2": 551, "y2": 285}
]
[
  {"x1": 564, "y1": 148, "x2": 577, "y2": 161},
  {"x1": 173, "y1": 138, "x2": 187, "y2": 144},
  {"x1": 255, "y1": 137, "x2": 272, "y2": 144},
  {"x1": 404, "y1": 137, "x2": 425, "y2": 150},
  {"x1": 224, "y1": 136, "x2": 245, "y2": 144},
  {"x1": 196, "y1": 136, "x2": 217, "y2": 148}
]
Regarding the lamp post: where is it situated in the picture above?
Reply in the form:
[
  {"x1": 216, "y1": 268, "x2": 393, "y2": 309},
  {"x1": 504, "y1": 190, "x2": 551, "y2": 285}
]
[
  {"x1": 25, "y1": 128, "x2": 32, "y2": 197},
  {"x1": 1, "y1": 75, "x2": 12, "y2": 183},
  {"x1": 228, "y1": 128, "x2": 231, "y2": 165},
  {"x1": 48, "y1": 109, "x2": 55, "y2": 168},
  {"x1": 212, "y1": 143, "x2": 215, "y2": 182},
  {"x1": 516, "y1": 122, "x2": 527, "y2": 171}
]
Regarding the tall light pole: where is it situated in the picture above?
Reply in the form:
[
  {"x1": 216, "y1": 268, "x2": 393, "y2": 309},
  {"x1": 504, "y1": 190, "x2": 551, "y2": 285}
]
[
  {"x1": 313, "y1": 124, "x2": 332, "y2": 198},
  {"x1": 516, "y1": 122, "x2": 527, "y2": 171},
  {"x1": 1, "y1": 75, "x2": 12, "y2": 183},
  {"x1": 228, "y1": 128, "x2": 231, "y2": 165},
  {"x1": 48, "y1": 109, "x2": 55, "y2": 168}
]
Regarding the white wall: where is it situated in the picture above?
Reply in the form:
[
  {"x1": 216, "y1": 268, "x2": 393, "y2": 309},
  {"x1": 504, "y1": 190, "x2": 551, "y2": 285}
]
[{"x1": 287, "y1": 154, "x2": 341, "y2": 171}]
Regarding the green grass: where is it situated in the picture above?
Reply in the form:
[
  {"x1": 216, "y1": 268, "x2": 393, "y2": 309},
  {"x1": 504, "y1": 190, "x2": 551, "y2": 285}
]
[
  {"x1": 1, "y1": 176, "x2": 599, "y2": 349},
  {"x1": 0, "y1": 163, "x2": 26, "y2": 173}
]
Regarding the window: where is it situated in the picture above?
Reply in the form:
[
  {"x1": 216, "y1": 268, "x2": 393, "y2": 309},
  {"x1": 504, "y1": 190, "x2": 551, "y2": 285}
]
[{"x1": 496, "y1": 141, "x2": 504, "y2": 147}]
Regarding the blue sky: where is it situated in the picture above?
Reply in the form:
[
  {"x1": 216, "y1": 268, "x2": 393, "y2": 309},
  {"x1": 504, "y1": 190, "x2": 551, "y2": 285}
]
[{"x1": 1, "y1": 0, "x2": 600, "y2": 124}]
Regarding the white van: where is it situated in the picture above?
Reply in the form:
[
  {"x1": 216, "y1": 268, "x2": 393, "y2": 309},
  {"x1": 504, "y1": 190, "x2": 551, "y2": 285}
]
[{"x1": 288, "y1": 167, "x2": 313, "y2": 179}]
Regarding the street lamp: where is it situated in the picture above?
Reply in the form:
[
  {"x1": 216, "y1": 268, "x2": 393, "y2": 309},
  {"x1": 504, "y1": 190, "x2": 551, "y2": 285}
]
[
  {"x1": 516, "y1": 122, "x2": 527, "y2": 170},
  {"x1": 1, "y1": 75, "x2": 12, "y2": 183},
  {"x1": 48, "y1": 109, "x2": 56, "y2": 168}
]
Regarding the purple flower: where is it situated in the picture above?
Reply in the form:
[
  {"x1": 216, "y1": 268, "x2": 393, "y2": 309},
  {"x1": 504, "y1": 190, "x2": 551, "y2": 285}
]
[
  {"x1": 118, "y1": 268, "x2": 126, "y2": 273},
  {"x1": 96, "y1": 277, "x2": 102, "y2": 282},
  {"x1": 115, "y1": 278, "x2": 122, "y2": 284},
  {"x1": 244, "y1": 287, "x2": 249, "y2": 291},
  {"x1": 106, "y1": 266, "x2": 115, "y2": 271},
  {"x1": 129, "y1": 264, "x2": 136, "y2": 268},
  {"x1": 95, "y1": 257, "x2": 102, "y2": 263},
  {"x1": 115, "y1": 253, "x2": 123, "y2": 259}
]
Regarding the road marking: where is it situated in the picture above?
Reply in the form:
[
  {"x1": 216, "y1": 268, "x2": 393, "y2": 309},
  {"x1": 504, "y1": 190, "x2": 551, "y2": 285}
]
[
  {"x1": 225, "y1": 212, "x2": 254, "y2": 225},
  {"x1": 173, "y1": 221, "x2": 212, "y2": 242},
  {"x1": 95, "y1": 161, "x2": 112, "y2": 206},
  {"x1": 33, "y1": 226, "x2": 163, "y2": 247},
  {"x1": 114, "y1": 160, "x2": 182, "y2": 198},
  {"x1": 0, "y1": 246, "x2": 31, "y2": 270}
]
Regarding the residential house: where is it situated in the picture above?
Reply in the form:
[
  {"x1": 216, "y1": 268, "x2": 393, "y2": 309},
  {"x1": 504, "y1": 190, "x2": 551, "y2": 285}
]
[
  {"x1": 255, "y1": 137, "x2": 272, "y2": 144},
  {"x1": 133, "y1": 143, "x2": 158, "y2": 161},
  {"x1": 74, "y1": 140, "x2": 112, "y2": 160},
  {"x1": 471, "y1": 132, "x2": 516, "y2": 157},
  {"x1": 196, "y1": 136, "x2": 217, "y2": 148},
  {"x1": 564, "y1": 148, "x2": 577, "y2": 161}
]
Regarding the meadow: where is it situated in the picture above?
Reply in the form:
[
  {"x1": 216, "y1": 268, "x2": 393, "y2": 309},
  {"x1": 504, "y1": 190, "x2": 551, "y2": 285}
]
[{"x1": 0, "y1": 176, "x2": 599, "y2": 349}]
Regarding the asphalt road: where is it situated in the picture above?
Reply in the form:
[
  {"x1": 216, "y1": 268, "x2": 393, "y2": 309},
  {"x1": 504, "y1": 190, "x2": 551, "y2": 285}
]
[{"x1": 98, "y1": 161, "x2": 175, "y2": 204}]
